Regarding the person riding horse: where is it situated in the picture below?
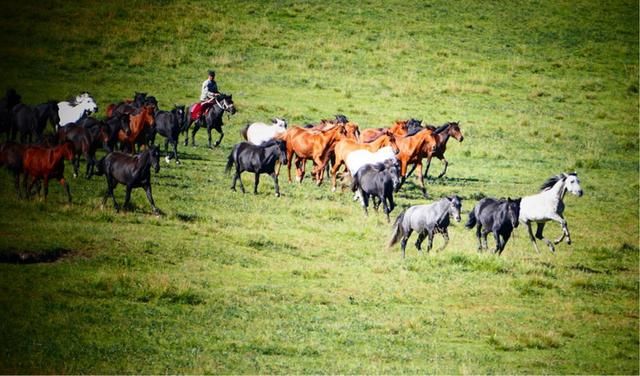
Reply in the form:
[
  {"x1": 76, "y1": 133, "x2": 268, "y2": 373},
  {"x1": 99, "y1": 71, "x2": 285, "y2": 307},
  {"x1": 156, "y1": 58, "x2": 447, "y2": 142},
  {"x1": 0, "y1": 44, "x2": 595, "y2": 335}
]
[{"x1": 191, "y1": 70, "x2": 220, "y2": 121}]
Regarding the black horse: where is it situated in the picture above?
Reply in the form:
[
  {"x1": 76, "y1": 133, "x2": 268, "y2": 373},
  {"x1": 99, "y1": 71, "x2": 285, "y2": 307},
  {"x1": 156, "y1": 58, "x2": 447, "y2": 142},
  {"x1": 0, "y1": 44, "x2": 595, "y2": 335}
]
[
  {"x1": 465, "y1": 197, "x2": 521, "y2": 255},
  {"x1": 95, "y1": 146, "x2": 161, "y2": 214},
  {"x1": 185, "y1": 94, "x2": 236, "y2": 148},
  {"x1": 102, "y1": 114, "x2": 131, "y2": 152},
  {"x1": 0, "y1": 89, "x2": 21, "y2": 140},
  {"x1": 225, "y1": 139, "x2": 287, "y2": 197},
  {"x1": 35, "y1": 100, "x2": 60, "y2": 134},
  {"x1": 0, "y1": 141, "x2": 26, "y2": 196},
  {"x1": 11, "y1": 103, "x2": 42, "y2": 143},
  {"x1": 152, "y1": 105, "x2": 185, "y2": 164},
  {"x1": 351, "y1": 158, "x2": 401, "y2": 222}
]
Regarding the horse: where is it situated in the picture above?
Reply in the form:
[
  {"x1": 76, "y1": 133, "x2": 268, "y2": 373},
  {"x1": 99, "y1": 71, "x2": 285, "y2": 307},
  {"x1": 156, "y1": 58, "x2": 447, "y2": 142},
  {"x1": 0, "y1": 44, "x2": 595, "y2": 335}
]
[
  {"x1": 225, "y1": 139, "x2": 288, "y2": 197},
  {"x1": 405, "y1": 121, "x2": 464, "y2": 180},
  {"x1": 184, "y1": 93, "x2": 236, "y2": 148},
  {"x1": 58, "y1": 92, "x2": 98, "y2": 127},
  {"x1": 394, "y1": 128, "x2": 438, "y2": 197},
  {"x1": 519, "y1": 172, "x2": 584, "y2": 253},
  {"x1": 11, "y1": 103, "x2": 41, "y2": 143},
  {"x1": 388, "y1": 195, "x2": 462, "y2": 258},
  {"x1": 34, "y1": 101, "x2": 60, "y2": 135},
  {"x1": 152, "y1": 105, "x2": 185, "y2": 164},
  {"x1": 330, "y1": 129, "x2": 399, "y2": 191},
  {"x1": 351, "y1": 158, "x2": 401, "y2": 222},
  {"x1": 0, "y1": 141, "x2": 26, "y2": 196},
  {"x1": 21, "y1": 142, "x2": 75, "y2": 203},
  {"x1": 95, "y1": 146, "x2": 161, "y2": 214},
  {"x1": 57, "y1": 121, "x2": 110, "y2": 178},
  {"x1": 102, "y1": 114, "x2": 131, "y2": 152},
  {"x1": 0, "y1": 89, "x2": 21, "y2": 140},
  {"x1": 241, "y1": 118, "x2": 287, "y2": 145},
  {"x1": 117, "y1": 105, "x2": 155, "y2": 153},
  {"x1": 465, "y1": 197, "x2": 521, "y2": 255},
  {"x1": 359, "y1": 119, "x2": 423, "y2": 143},
  {"x1": 106, "y1": 92, "x2": 147, "y2": 118}
]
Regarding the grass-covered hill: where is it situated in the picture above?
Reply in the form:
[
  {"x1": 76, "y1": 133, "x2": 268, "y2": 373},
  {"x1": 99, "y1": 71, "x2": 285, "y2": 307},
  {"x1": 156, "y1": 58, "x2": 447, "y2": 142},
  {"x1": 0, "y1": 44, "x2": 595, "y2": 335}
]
[{"x1": 0, "y1": 0, "x2": 637, "y2": 373}]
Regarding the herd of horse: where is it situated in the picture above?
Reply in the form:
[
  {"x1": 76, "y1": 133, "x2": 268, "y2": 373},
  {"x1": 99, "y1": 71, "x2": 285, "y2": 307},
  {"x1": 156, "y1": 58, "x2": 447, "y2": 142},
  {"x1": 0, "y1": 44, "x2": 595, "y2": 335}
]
[{"x1": 0, "y1": 88, "x2": 584, "y2": 257}]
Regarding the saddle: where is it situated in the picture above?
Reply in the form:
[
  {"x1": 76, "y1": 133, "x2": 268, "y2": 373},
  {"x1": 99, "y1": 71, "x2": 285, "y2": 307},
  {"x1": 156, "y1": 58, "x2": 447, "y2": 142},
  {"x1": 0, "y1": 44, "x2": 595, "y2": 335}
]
[{"x1": 190, "y1": 100, "x2": 215, "y2": 122}]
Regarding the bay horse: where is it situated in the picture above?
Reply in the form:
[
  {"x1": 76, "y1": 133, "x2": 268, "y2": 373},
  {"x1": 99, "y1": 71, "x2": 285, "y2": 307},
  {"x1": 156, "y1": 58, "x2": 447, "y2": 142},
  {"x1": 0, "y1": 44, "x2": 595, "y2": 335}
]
[
  {"x1": 58, "y1": 92, "x2": 98, "y2": 127},
  {"x1": 225, "y1": 139, "x2": 288, "y2": 197},
  {"x1": 519, "y1": 172, "x2": 584, "y2": 253},
  {"x1": 22, "y1": 141, "x2": 75, "y2": 203},
  {"x1": 95, "y1": 146, "x2": 161, "y2": 214},
  {"x1": 466, "y1": 197, "x2": 521, "y2": 255},
  {"x1": 152, "y1": 105, "x2": 185, "y2": 164},
  {"x1": 57, "y1": 121, "x2": 110, "y2": 178},
  {"x1": 406, "y1": 121, "x2": 464, "y2": 180},
  {"x1": 102, "y1": 114, "x2": 131, "y2": 152},
  {"x1": 184, "y1": 94, "x2": 236, "y2": 148},
  {"x1": 0, "y1": 141, "x2": 26, "y2": 196},
  {"x1": 389, "y1": 195, "x2": 462, "y2": 258},
  {"x1": 330, "y1": 129, "x2": 399, "y2": 191},
  {"x1": 359, "y1": 119, "x2": 423, "y2": 143},
  {"x1": 394, "y1": 128, "x2": 438, "y2": 197},
  {"x1": 241, "y1": 118, "x2": 287, "y2": 145},
  {"x1": 117, "y1": 105, "x2": 155, "y2": 153}
]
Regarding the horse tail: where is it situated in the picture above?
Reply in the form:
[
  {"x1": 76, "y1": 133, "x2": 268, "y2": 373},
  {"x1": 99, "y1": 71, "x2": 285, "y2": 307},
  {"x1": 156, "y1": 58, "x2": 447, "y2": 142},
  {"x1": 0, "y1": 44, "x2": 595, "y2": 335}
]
[
  {"x1": 465, "y1": 207, "x2": 477, "y2": 229},
  {"x1": 240, "y1": 124, "x2": 250, "y2": 141},
  {"x1": 388, "y1": 210, "x2": 406, "y2": 248},
  {"x1": 224, "y1": 148, "x2": 235, "y2": 174},
  {"x1": 95, "y1": 156, "x2": 106, "y2": 176}
]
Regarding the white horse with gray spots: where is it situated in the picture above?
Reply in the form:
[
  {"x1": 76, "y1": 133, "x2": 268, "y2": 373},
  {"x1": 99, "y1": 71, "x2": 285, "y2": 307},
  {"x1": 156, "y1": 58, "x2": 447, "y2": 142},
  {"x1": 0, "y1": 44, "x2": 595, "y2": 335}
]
[{"x1": 519, "y1": 172, "x2": 584, "y2": 253}]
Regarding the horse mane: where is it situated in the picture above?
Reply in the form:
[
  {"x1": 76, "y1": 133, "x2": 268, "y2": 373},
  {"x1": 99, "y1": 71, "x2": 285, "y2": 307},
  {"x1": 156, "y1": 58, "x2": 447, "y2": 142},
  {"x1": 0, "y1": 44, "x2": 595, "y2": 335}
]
[
  {"x1": 261, "y1": 139, "x2": 282, "y2": 148},
  {"x1": 540, "y1": 174, "x2": 566, "y2": 191},
  {"x1": 435, "y1": 123, "x2": 451, "y2": 134}
]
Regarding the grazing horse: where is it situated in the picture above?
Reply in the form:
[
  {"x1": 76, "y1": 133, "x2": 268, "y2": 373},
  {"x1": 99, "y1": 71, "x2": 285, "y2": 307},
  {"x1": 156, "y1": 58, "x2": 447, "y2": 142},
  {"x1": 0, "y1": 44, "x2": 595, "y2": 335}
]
[
  {"x1": 466, "y1": 197, "x2": 521, "y2": 255},
  {"x1": 0, "y1": 141, "x2": 27, "y2": 196},
  {"x1": 241, "y1": 118, "x2": 288, "y2": 145},
  {"x1": 351, "y1": 158, "x2": 401, "y2": 222},
  {"x1": 225, "y1": 139, "x2": 288, "y2": 197},
  {"x1": 330, "y1": 130, "x2": 399, "y2": 191},
  {"x1": 117, "y1": 105, "x2": 155, "y2": 153},
  {"x1": 394, "y1": 128, "x2": 438, "y2": 197},
  {"x1": 184, "y1": 93, "x2": 236, "y2": 148},
  {"x1": 95, "y1": 146, "x2": 161, "y2": 214},
  {"x1": 389, "y1": 195, "x2": 462, "y2": 258},
  {"x1": 22, "y1": 142, "x2": 75, "y2": 203},
  {"x1": 11, "y1": 103, "x2": 41, "y2": 143},
  {"x1": 57, "y1": 121, "x2": 109, "y2": 178},
  {"x1": 35, "y1": 101, "x2": 60, "y2": 135},
  {"x1": 58, "y1": 92, "x2": 98, "y2": 127},
  {"x1": 153, "y1": 105, "x2": 185, "y2": 164},
  {"x1": 359, "y1": 119, "x2": 423, "y2": 143},
  {"x1": 519, "y1": 172, "x2": 584, "y2": 253}
]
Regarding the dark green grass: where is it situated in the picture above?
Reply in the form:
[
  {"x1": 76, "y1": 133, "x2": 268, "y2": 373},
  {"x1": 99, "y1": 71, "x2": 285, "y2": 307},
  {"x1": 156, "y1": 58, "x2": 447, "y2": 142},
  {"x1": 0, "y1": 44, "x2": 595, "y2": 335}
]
[{"x1": 0, "y1": 0, "x2": 637, "y2": 373}]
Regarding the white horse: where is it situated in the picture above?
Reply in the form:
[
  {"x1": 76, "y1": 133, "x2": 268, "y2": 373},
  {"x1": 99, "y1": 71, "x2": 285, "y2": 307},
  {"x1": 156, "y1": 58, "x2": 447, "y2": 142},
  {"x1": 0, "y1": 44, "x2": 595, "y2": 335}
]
[
  {"x1": 519, "y1": 172, "x2": 584, "y2": 253},
  {"x1": 241, "y1": 118, "x2": 287, "y2": 145},
  {"x1": 57, "y1": 92, "x2": 98, "y2": 128}
]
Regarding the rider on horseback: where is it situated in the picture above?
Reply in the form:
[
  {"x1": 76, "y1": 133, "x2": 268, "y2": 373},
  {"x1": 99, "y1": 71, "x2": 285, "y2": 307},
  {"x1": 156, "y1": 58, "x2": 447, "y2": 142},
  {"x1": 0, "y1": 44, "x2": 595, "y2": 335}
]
[{"x1": 191, "y1": 70, "x2": 221, "y2": 121}]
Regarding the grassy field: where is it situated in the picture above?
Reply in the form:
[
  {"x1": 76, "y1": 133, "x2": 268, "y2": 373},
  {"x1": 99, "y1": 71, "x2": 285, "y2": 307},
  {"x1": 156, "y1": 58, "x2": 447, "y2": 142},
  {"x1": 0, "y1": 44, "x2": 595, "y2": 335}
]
[{"x1": 0, "y1": 0, "x2": 638, "y2": 373}]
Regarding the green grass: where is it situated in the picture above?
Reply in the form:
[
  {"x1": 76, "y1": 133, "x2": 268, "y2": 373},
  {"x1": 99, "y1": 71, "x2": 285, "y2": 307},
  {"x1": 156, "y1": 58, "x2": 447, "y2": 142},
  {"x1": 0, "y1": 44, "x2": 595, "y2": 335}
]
[{"x1": 0, "y1": 0, "x2": 638, "y2": 373}]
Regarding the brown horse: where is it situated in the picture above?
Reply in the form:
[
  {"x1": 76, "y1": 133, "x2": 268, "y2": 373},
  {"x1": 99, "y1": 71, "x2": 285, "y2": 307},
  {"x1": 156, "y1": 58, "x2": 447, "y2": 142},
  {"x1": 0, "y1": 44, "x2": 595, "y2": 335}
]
[
  {"x1": 117, "y1": 105, "x2": 155, "y2": 153},
  {"x1": 359, "y1": 119, "x2": 423, "y2": 143},
  {"x1": 330, "y1": 130, "x2": 399, "y2": 191},
  {"x1": 22, "y1": 142, "x2": 75, "y2": 202},
  {"x1": 278, "y1": 124, "x2": 353, "y2": 184},
  {"x1": 57, "y1": 121, "x2": 110, "y2": 178},
  {"x1": 423, "y1": 121, "x2": 464, "y2": 179},
  {"x1": 394, "y1": 128, "x2": 438, "y2": 197},
  {"x1": 0, "y1": 141, "x2": 26, "y2": 196}
]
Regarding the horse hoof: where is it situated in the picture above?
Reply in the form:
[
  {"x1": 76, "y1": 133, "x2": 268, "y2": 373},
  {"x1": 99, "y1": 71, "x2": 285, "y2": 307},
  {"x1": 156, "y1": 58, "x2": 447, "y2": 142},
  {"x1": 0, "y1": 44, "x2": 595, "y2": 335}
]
[
  {"x1": 275, "y1": 193, "x2": 280, "y2": 197},
  {"x1": 165, "y1": 156, "x2": 171, "y2": 163},
  {"x1": 175, "y1": 160, "x2": 181, "y2": 165}
]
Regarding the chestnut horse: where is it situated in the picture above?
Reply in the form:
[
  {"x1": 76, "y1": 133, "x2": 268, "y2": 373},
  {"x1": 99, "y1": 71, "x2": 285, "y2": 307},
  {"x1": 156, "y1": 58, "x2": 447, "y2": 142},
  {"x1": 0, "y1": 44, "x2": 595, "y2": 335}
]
[
  {"x1": 278, "y1": 123, "x2": 354, "y2": 184},
  {"x1": 394, "y1": 128, "x2": 438, "y2": 197},
  {"x1": 330, "y1": 130, "x2": 399, "y2": 191},
  {"x1": 22, "y1": 142, "x2": 75, "y2": 202},
  {"x1": 117, "y1": 105, "x2": 155, "y2": 153},
  {"x1": 360, "y1": 119, "x2": 423, "y2": 143}
]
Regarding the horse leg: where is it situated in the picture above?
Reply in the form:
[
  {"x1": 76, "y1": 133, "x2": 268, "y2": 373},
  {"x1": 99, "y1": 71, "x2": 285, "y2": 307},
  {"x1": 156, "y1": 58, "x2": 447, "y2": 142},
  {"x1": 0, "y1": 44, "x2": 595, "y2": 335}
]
[
  {"x1": 438, "y1": 230, "x2": 450, "y2": 252},
  {"x1": 183, "y1": 121, "x2": 191, "y2": 146},
  {"x1": 400, "y1": 229, "x2": 413, "y2": 259},
  {"x1": 214, "y1": 125, "x2": 224, "y2": 147},
  {"x1": 481, "y1": 228, "x2": 490, "y2": 251},
  {"x1": 533, "y1": 222, "x2": 555, "y2": 253},
  {"x1": 191, "y1": 121, "x2": 200, "y2": 147},
  {"x1": 551, "y1": 215, "x2": 571, "y2": 245},
  {"x1": 360, "y1": 189, "x2": 369, "y2": 216},
  {"x1": 436, "y1": 157, "x2": 448, "y2": 179},
  {"x1": 415, "y1": 231, "x2": 426, "y2": 253},
  {"x1": 427, "y1": 231, "x2": 435, "y2": 253},
  {"x1": 525, "y1": 222, "x2": 541, "y2": 253},
  {"x1": 172, "y1": 140, "x2": 180, "y2": 164},
  {"x1": 416, "y1": 162, "x2": 428, "y2": 198},
  {"x1": 236, "y1": 170, "x2": 246, "y2": 193},
  {"x1": 253, "y1": 173, "x2": 260, "y2": 194},
  {"x1": 380, "y1": 194, "x2": 390, "y2": 223},
  {"x1": 144, "y1": 184, "x2": 159, "y2": 215},
  {"x1": 475, "y1": 223, "x2": 483, "y2": 251},
  {"x1": 270, "y1": 172, "x2": 281, "y2": 197},
  {"x1": 498, "y1": 231, "x2": 512, "y2": 256},
  {"x1": 60, "y1": 177, "x2": 71, "y2": 203},
  {"x1": 123, "y1": 185, "x2": 133, "y2": 211},
  {"x1": 42, "y1": 177, "x2": 49, "y2": 202},
  {"x1": 491, "y1": 231, "x2": 501, "y2": 254}
]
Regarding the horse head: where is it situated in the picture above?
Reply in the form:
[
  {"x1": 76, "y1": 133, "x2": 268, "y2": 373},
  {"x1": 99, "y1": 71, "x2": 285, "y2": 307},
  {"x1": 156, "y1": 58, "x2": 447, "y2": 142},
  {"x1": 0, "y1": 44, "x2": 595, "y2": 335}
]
[
  {"x1": 506, "y1": 197, "x2": 522, "y2": 228},
  {"x1": 275, "y1": 139, "x2": 288, "y2": 165},
  {"x1": 448, "y1": 121, "x2": 464, "y2": 142},
  {"x1": 218, "y1": 94, "x2": 236, "y2": 115},
  {"x1": 383, "y1": 129, "x2": 400, "y2": 154},
  {"x1": 344, "y1": 122, "x2": 360, "y2": 141},
  {"x1": 272, "y1": 117, "x2": 287, "y2": 129},
  {"x1": 564, "y1": 173, "x2": 583, "y2": 197},
  {"x1": 447, "y1": 195, "x2": 463, "y2": 222}
]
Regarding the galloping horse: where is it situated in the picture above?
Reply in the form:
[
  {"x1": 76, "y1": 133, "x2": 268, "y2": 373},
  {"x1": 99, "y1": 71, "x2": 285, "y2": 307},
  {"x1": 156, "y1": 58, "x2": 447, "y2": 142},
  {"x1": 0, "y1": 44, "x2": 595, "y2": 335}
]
[
  {"x1": 330, "y1": 129, "x2": 399, "y2": 191},
  {"x1": 117, "y1": 105, "x2": 155, "y2": 153},
  {"x1": 394, "y1": 128, "x2": 438, "y2": 197},
  {"x1": 420, "y1": 121, "x2": 464, "y2": 179},
  {"x1": 153, "y1": 105, "x2": 185, "y2": 163},
  {"x1": 359, "y1": 119, "x2": 423, "y2": 143},
  {"x1": 184, "y1": 94, "x2": 236, "y2": 148},
  {"x1": 241, "y1": 118, "x2": 287, "y2": 145},
  {"x1": 22, "y1": 142, "x2": 75, "y2": 203},
  {"x1": 58, "y1": 92, "x2": 98, "y2": 127},
  {"x1": 96, "y1": 146, "x2": 161, "y2": 214},
  {"x1": 519, "y1": 172, "x2": 584, "y2": 253}
]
